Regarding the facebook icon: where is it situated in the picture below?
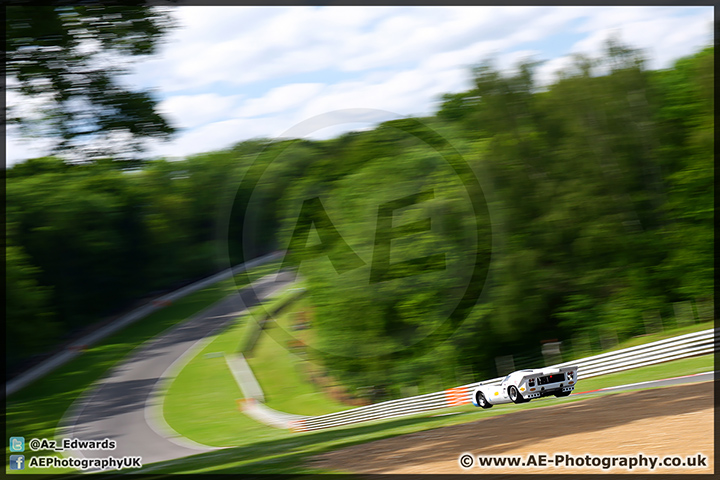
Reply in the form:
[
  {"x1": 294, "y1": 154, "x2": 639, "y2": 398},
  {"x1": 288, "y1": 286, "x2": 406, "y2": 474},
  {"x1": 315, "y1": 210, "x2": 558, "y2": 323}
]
[{"x1": 10, "y1": 455, "x2": 25, "y2": 470}]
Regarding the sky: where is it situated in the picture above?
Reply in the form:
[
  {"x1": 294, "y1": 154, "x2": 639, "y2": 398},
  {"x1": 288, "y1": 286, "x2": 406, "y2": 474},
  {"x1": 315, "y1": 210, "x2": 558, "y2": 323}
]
[{"x1": 5, "y1": 6, "x2": 714, "y2": 166}]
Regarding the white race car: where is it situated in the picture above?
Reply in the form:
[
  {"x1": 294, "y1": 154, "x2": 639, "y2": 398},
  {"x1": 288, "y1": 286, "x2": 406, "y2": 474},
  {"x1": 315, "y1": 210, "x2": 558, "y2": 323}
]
[{"x1": 472, "y1": 366, "x2": 578, "y2": 408}]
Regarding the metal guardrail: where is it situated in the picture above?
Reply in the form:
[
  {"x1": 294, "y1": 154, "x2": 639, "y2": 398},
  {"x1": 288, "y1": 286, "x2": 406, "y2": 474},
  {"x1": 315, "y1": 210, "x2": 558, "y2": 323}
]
[
  {"x1": 5, "y1": 251, "x2": 284, "y2": 397},
  {"x1": 289, "y1": 327, "x2": 716, "y2": 432}
]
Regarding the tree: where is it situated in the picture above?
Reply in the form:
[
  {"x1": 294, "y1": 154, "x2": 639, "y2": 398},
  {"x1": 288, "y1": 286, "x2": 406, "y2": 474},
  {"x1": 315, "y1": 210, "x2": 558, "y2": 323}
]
[
  {"x1": 5, "y1": 3, "x2": 177, "y2": 159},
  {"x1": 6, "y1": 241, "x2": 59, "y2": 369},
  {"x1": 654, "y1": 46, "x2": 714, "y2": 301}
]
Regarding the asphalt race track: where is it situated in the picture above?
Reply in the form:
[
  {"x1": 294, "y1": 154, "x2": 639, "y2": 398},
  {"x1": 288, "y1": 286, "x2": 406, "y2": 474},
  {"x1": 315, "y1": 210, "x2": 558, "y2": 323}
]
[{"x1": 58, "y1": 271, "x2": 295, "y2": 466}]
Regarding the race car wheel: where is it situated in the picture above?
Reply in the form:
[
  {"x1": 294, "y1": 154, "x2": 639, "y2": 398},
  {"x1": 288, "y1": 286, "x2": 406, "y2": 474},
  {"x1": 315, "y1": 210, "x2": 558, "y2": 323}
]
[
  {"x1": 508, "y1": 385, "x2": 524, "y2": 404},
  {"x1": 476, "y1": 391, "x2": 492, "y2": 409},
  {"x1": 555, "y1": 391, "x2": 571, "y2": 397}
]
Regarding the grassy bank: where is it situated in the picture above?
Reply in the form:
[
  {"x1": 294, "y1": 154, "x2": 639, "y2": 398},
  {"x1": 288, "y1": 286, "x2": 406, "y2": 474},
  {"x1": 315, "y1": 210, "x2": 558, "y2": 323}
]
[
  {"x1": 247, "y1": 294, "x2": 349, "y2": 416},
  {"x1": 163, "y1": 287, "x2": 347, "y2": 447}
]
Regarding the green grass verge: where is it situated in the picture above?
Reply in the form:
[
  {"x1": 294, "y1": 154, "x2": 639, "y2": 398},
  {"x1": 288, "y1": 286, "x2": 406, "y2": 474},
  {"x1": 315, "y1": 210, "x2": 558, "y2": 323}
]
[
  {"x1": 600, "y1": 320, "x2": 714, "y2": 353},
  {"x1": 571, "y1": 354, "x2": 714, "y2": 393},
  {"x1": 162, "y1": 317, "x2": 266, "y2": 447},
  {"x1": 146, "y1": 353, "x2": 714, "y2": 474},
  {"x1": 163, "y1": 289, "x2": 347, "y2": 448},
  {"x1": 4, "y1": 259, "x2": 280, "y2": 475},
  {"x1": 238, "y1": 284, "x2": 307, "y2": 352},
  {"x1": 246, "y1": 295, "x2": 348, "y2": 416}
]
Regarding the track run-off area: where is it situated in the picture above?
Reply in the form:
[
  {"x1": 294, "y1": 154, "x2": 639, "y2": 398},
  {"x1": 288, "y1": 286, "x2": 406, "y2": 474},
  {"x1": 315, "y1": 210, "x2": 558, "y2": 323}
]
[{"x1": 312, "y1": 379, "x2": 714, "y2": 474}]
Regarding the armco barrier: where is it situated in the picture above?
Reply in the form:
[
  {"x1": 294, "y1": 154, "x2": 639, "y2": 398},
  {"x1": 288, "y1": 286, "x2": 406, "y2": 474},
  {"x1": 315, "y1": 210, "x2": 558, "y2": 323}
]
[
  {"x1": 5, "y1": 251, "x2": 284, "y2": 397},
  {"x1": 292, "y1": 327, "x2": 716, "y2": 432}
]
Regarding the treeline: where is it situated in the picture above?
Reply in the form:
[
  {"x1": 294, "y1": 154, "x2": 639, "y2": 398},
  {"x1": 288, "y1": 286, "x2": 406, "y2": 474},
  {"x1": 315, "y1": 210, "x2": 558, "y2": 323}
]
[
  {"x1": 281, "y1": 41, "x2": 713, "y2": 394},
  {"x1": 7, "y1": 41, "x2": 713, "y2": 393},
  {"x1": 6, "y1": 140, "x2": 294, "y2": 370}
]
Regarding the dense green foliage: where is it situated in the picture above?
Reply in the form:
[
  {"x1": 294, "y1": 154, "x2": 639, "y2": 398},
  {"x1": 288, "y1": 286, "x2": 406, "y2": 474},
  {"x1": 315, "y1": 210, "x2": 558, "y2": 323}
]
[
  {"x1": 6, "y1": 146, "x2": 275, "y2": 369},
  {"x1": 7, "y1": 42, "x2": 713, "y2": 393},
  {"x1": 6, "y1": 4, "x2": 176, "y2": 157}
]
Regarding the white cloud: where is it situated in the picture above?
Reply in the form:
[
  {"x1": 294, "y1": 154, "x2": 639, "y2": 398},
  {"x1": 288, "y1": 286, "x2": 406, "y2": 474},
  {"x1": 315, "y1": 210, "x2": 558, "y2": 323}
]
[
  {"x1": 6, "y1": 6, "x2": 714, "y2": 167},
  {"x1": 159, "y1": 93, "x2": 244, "y2": 129},
  {"x1": 146, "y1": 116, "x2": 287, "y2": 159},
  {"x1": 573, "y1": 6, "x2": 682, "y2": 34},
  {"x1": 137, "y1": 6, "x2": 711, "y2": 94},
  {"x1": 568, "y1": 7, "x2": 712, "y2": 69},
  {"x1": 278, "y1": 109, "x2": 401, "y2": 141},
  {"x1": 5, "y1": 127, "x2": 57, "y2": 165},
  {"x1": 535, "y1": 55, "x2": 576, "y2": 87},
  {"x1": 528, "y1": 7, "x2": 712, "y2": 85},
  {"x1": 234, "y1": 83, "x2": 324, "y2": 118},
  {"x1": 130, "y1": 7, "x2": 587, "y2": 92},
  {"x1": 496, "y1": 49, "x2": 543, "y2": 73}
]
